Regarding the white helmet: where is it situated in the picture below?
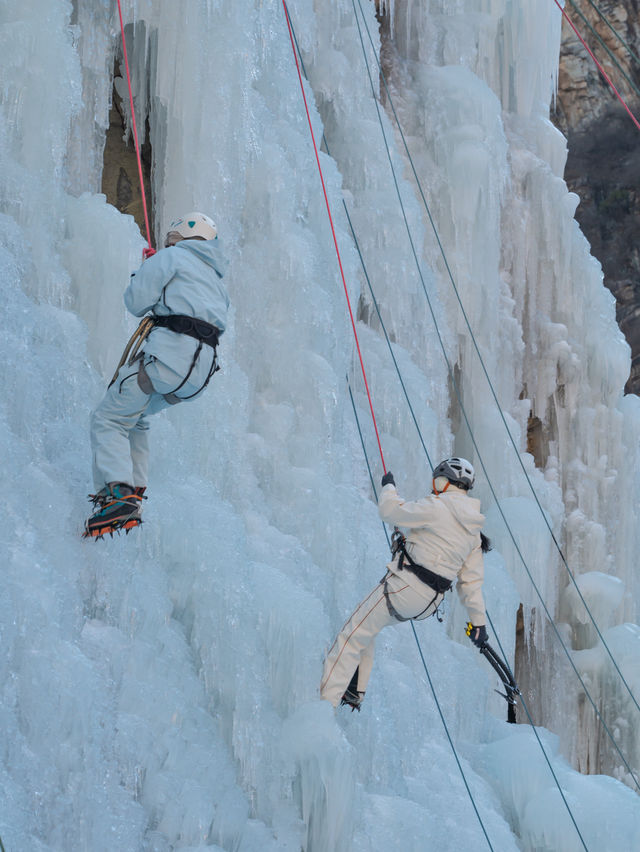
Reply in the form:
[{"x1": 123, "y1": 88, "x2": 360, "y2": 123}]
[
  {"x1": 165, "y1": 211, "x2": 217, "y2": 245},
  {"x1": 432, "y1": 457, "x2": 475, "y2": 491}
]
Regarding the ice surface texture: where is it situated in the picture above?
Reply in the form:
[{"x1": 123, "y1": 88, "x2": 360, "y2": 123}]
[{"x1": 1, "y1": 0, "x2": 640, "y2": 850}]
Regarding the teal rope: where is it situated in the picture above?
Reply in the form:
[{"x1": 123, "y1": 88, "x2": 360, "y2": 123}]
[
  {"x1": 290, "y1": 10, "x2": 433, "y2": 468},
  {"x1": 351, "y1": 0, "x2": 640, "y2": 790},
  {"x1": 288, "y1": 0, "x2": 639, "y2": 806},
  {"x1": 349, "y1": 371, "x2": 589, "y2": 848},
  {"x1": 346, "y1": 375, "x2": 378, "y2": 495},
  {"x1": 352, "y1": 0, "x2": 640, "y2": 729},
  {"x1": 484, "y1": 611, "x2": 589, "y2": 851},
  {"x1": 567, "y1": 0, "x2": 640, "y2": 100},
  {"x1": 345, "y1": 375, "x2": 495, "y2": 851},
  {"x1": 348, "y1": 373, "x2": 588, "y2": 849},
  {"x1": 409, "y1": 621, "x2": 495, "y2": 852},
  {"x1": 581, "y1": 0, "x2": 640, "y2": 69}
]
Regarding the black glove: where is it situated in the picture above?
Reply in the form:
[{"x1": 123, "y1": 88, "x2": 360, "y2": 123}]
[
  {"x1": 466, "y1": 623, "x2": 488, "y2": 648},
  {"x1": 381, "y1": 471, "x2": 395, "y2": 487}
]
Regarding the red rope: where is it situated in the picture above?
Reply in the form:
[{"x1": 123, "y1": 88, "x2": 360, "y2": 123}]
[
  {"x1": 553, "y1": 0, "x2": 640, "y2": 132},
  {"x1": 282, "y1": 1, "x2": 387, "y2": 472},
  {"x1": 116, "y1": 0, "x2": 154, "y2": 250}
]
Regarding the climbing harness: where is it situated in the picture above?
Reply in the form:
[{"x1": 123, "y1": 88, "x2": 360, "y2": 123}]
[
  {"x1": 383, "y1": 528, "x2": 451, "y2": 622},
  {"x1": 390, "y1": 528, "x2": 452, "y2": 596},
  {"x1": 109, "y1": 314, "x2": 221, "y2": 401},
  {"x1": 150, "y1": 314, "x2": 220, "y2": 402},
  {"x1": 393, "y1": 536, "x2": 453, "y2": 596},
  {"x1": 152, "y1": 313, "x2": 220, "y2": 347}
]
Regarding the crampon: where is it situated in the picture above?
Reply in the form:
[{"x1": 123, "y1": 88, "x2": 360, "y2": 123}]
[
  {"x1": 83, "y1": 515, "x2": 142, "y2": 540},
  {"x1": 83, "y1": 483, "x2": 144, "y2": 540},
  {"x1": 340, "y1": 669, "x2": 365, "y2": 711},
  {"x1": 340, "y1": 687, "x2": 364, "y2": 712}
]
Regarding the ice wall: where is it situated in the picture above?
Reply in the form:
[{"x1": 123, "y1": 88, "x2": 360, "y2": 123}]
[
  {"x1": 1, "y1": 0, "x2": 640, "y2": 850},
  {"x1": 374, "y1": 0, "x2": 640, "y2": 779}
]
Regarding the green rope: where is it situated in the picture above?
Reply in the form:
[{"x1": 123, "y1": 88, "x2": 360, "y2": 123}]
[
  {"x1": 346, "y1": 375, "x2": 495, "y2": 852},
  {"x1": 352, "y1": 0, "x2": 640, "y2": 734},
  {"x1": 582, "y1": 0, "x2": 640, "y2": 69},
  {"x1": 567, "y1": 0, "x2": 640, "y2": 101},
  {"x1": 484, "y1": 611, "x2": 589, "y2": 851},
  {"x1": 289, "y1": 0, "x2": 639, "y2": 808},
  {"x1": 349, "y1": 373, "x2": 587, "y2": 850},
  {"x1": 290, "y1": 9, "x2": 434, "y2": 468}
]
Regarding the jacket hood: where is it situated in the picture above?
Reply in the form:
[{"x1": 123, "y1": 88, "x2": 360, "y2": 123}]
[
  {"x1": 177, "y1": 237, "x2": 228, "y2": 278},
  {"x1": 440, "y1": 490, "x2": 485, "y2": 534}
]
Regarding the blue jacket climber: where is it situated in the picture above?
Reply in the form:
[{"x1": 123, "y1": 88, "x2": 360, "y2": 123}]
[
  {"x1": 85, "y1": 212, "x2": 229, "y2": 538},
  {"x1": 124, "y1": 235, "x2": 229, "y2": 397}
]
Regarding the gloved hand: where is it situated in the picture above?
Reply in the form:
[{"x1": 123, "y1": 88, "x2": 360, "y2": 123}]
[
  {"x1": 381, "y1": 471, "x2": 395, "y2": 488},
  {"x1": 142, "y1": 246, "x2": 157, "y2": 260},
  {"x1": 466, "y1": 623, "x2": 488, "y2": 648}
]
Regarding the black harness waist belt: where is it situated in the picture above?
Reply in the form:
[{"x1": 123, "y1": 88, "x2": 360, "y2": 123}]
[
  {"x1": 398, "y1": 552, "x2": 453, "y2": 595},
  {"x1": 152, "y1": 314, "x2": 220, "y2": 347}
]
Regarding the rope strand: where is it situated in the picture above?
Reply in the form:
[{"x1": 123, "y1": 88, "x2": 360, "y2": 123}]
[
  {"x1": 285, "y1": 1, "x2": 636, "y2": 836},
  {"x1": 115, "y1": 0, "x2": 153, "y2": 250},
  {"x1": 553, "y1": 0, "x2": 640, "y2": 131},
  {"x1": 582, "y1": 0, "x2": 640, "y2": 67},
  {"x1": 348, "y1": 372, "x2": 588, "y2": 850},
  {"x1": 282, "y1": 0, "x2": 386, "y2": 472},
  {"x1": 353, "y1": 0, "x2": 640, "y2": 733},
  {"x1": 345, "y1": 376, "x2": 495, "y2": 851},
  {"x1": 286, "y1": 28, "x2": 433, "y2": 469},
  {"x1": 565, "y1": 0, "x2": 640, "y2": 101}
]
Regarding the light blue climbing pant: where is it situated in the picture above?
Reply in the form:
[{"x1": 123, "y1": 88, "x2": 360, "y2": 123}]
[{"x1": 90, "y1": 362, "x2": 172, "y2": 491}]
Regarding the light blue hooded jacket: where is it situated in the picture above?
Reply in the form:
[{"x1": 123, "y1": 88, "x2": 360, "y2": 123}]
[{"x1": 124, "y1": 239, "x2": 229, "y2": 398}]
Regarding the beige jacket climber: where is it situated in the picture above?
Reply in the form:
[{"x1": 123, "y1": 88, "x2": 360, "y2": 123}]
[{"x1": 378, "y1": 482, "x2": 487, "y2": 626}]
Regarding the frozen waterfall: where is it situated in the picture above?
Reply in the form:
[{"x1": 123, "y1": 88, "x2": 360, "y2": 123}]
[{"x1": 1, "y1": 0, "x2": 640, "y2": 849}]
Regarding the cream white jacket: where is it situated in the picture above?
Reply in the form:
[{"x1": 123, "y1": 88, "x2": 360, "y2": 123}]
[{"x1": 378, "y1": 483, "x2": 486, "y2": 625}]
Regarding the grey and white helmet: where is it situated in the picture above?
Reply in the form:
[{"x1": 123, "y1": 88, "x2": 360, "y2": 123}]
[{"x1": 432, "y1": 457, "x2": 475, "y2": 490}]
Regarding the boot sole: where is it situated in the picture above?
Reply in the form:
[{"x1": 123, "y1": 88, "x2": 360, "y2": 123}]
[{"x1": 83, "y1": 516, "x2": 142, "y2": 540}]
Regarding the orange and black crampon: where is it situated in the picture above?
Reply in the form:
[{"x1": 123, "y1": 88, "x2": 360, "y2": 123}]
[{"x1": 83, "y1": 484, "x2": 145, "y2": 540}]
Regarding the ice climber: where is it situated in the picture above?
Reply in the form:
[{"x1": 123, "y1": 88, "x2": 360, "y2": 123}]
[
  {"x1": 85, "y1": 212, "x2": 229, "y2": 538},
  {"x1": 320, "y1": 458, "x2": 490, "y2": 710}
]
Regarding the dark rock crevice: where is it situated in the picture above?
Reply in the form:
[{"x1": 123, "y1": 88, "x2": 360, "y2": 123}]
[{"x1": 101, "y1": 54, "x2": 154, "y2": 240}]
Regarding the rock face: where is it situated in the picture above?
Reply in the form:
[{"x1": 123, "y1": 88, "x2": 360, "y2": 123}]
[
  {"x1": 101, "y1": 64, "x2": 153, "y2": 240},
  {"x1": 552, "y1": 1, "x2": 640, "y2": 394}
]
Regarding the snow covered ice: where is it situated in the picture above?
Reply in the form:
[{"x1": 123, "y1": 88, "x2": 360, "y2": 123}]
[{"x1": 2, "y1": 0, "x2": 640, "y2": 849}]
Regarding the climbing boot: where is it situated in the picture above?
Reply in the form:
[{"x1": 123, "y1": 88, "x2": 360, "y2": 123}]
[
  {"x1": 340, "y1": 686, "x2": 365, "y2": 712},
  {"x1": 84, "y1": 482, "x2": 142, "y2": 539},
  {"x1": 340, "y1": 669, "x2": 365, "y2": 711}
]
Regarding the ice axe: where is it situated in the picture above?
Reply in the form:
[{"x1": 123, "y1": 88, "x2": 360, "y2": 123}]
[{"x1": 468, "y1": 623, "x2": 520, "y2": 723}]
